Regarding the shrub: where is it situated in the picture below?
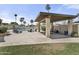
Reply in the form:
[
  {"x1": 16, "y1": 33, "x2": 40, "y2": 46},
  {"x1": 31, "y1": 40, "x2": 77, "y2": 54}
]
[
  {"x1": 41, "y1": 26, "x2": 46, "y2": 31},
  {"x1": 71, "y1": 32, "x2": 78, "y2": 37},
  {"x1": 0, "y1": 27, "x2": 8, "y2": 33}
]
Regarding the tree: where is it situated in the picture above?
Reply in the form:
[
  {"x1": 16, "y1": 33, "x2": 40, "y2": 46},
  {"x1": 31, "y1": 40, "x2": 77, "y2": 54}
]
[
  {"x1": 30, "y1": 19, "x2": 34, "y2": 27},
  {"x1": 2, "y1": 23, "x2": 9, "y2": 25},
  {"x1": 20, "y1": 17, "x2": 24, "y2": 25},
  {"x1": 23, "y1": 21, "x2": 26, "y2": 25},
  {"x1": 45, "y1": 4, "x2": 51, "y2": 13},
  {"x1": 30, "y1": 19, "x2": 33, "y2": 24},
  {"x1": 14, "y1": 14, "x2": 17, "y2": 22},
  {"x1": 0, "y1": 19, "x2": 2, "y2": 25},
  {"x1": 30, "y1": 19, "x2": 33, "y2": 26},
  {"x1": 10, "y1": 22, "x2": 18, "y2": 25}
]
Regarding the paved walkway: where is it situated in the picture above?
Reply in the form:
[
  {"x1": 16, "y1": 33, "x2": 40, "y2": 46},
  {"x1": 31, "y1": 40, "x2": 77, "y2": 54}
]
[
  {"x1": 50, "y1": 33, "x2": 69, "y2": 39},
  {"x1": 0, "y1": 30, "x2": 79, "y2": 47}
]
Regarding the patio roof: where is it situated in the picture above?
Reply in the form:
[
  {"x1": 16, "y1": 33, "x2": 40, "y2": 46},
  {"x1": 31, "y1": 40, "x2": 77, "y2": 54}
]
[{"x1": 35, "y1": 12, "x2": 77, "y2": 22}]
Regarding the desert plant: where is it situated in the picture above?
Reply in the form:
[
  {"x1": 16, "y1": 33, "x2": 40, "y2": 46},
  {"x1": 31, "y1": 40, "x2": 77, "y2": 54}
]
[{"x1": 0, "y1": 27, "x2": 8, "y2": 33}]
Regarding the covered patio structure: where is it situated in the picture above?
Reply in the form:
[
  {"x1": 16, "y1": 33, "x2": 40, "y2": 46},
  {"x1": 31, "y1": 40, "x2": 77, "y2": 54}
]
[{"x1": 35, "y1": 12, "x2": 78, "y2": 38}]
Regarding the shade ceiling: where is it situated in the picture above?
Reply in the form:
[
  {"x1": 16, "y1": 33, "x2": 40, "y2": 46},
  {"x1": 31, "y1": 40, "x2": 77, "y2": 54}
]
[{"x1": 35, "y1": 12, "x2": 77, "y2": 22}]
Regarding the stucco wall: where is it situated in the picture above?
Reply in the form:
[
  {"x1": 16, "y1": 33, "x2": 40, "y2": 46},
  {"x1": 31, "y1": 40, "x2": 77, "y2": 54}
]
[
  {"x1": 53, "y1": 25, "x2": 68, "y2": 34},
  {"x1": 73, "y1": 24, "x2": 78, "y2": 33},
  {"x1": 53, "y1": 24, "x2": 79, "y2": 35}
]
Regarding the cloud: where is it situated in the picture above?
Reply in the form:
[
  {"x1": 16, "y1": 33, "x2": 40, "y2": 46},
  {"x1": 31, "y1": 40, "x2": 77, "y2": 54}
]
[
  {"x1": 0, "y1": 11, "x2": 31, "y2": 25},
  {"x1": 52, "y1": 4, "x2": 79, "y2": 15},
  {"x1": 0, "y1": 11, "x2": 13, "y2": 23},
  {"x1": 63, "y1": 4, "x2": 79, "y2": 10},
  {"x1": 2, "y1": 18, "x2": 13, "y2": 23}
]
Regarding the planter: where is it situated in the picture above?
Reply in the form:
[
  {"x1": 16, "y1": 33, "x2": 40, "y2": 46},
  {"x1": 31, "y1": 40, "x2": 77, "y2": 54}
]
[{"x1": 0, "y1": 34, "x2": 5, "y2": 42}]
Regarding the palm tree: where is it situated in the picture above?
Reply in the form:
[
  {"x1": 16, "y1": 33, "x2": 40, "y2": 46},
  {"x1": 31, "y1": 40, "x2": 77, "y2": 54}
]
[
  {"x1": 46, "y1": 4, "x2": 51, "y2": 13},
  {"x1": 30, "y1": 19, "x2": 34, "y2": 28},
  {"x1": 14, "y1": 14, "x2": 17, "y2": 23},
  {"x1": 0, "y1": 19, "x2": 2, "y2": 25},
  {"x1": 30, "y1": 19, "x2": 33, "y2": 25},
  {"x1": 20, "y1": 17, "x2": 24, "y2": 25},
  {"x1": 23, "y1": 21, "x2": 26, "y2": 26}
]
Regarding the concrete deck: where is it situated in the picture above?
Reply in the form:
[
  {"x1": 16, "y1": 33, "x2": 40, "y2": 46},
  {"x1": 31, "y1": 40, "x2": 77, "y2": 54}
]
[
  {"x1": 0, "y1": 30, "x2": 79, "y2": 47},
  {"x1": 50, "y1": 33, "x2": 70, "y2": 39}
]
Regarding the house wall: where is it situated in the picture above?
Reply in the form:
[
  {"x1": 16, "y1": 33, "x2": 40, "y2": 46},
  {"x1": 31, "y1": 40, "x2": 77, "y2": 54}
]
[
  {"x1": 53, "y1": 25, "x2": 68, "y2": 34},
  {"x1": 53, "y1": 24, "x2": 79, "y2": 35},
  {"x1": 73, "y1": 24, "x2": 78, "y2": 33}
]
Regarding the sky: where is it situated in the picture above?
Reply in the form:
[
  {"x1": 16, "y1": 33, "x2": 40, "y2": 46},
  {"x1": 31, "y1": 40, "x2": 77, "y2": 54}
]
[{"x1": 0, "y1": 4, "x2": 79, "y2": 24}]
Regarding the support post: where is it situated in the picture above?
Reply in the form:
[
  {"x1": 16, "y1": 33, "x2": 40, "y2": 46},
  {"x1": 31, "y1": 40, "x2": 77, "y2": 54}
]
[
  {"x1": 68, "y1": 20, "x2": 73, "y2": 36},
  {"x1": 37, "y1": 22, "x2": 40, "y2": 32},
  {"x1": 77, "y1": 25, "x2": 79, "y2": 36},
  {"x1": 77, "y1": 14, "x2": 79, "y2": 36},
  {"x1": 50, "y1": 22, "x2": 53, "y2": 33},
  {"x1": 45, "y1": 17, "x2": 51, "y2": 37}
]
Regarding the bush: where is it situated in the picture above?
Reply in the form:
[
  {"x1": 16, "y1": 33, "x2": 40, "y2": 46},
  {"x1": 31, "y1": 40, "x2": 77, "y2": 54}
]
[
  {"x1": 41, "y1": 26, "x2": 46, "y2": 31},
  {"x1": 0, "y1": 27, "x2": 8, "y2": 33},
  {"x1": 71, "y1": 32, "x2": 78, "y2": 37}
]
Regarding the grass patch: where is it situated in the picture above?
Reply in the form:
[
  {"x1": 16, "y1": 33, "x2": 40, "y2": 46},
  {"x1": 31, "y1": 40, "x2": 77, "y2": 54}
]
[{"x1": 0, "y1": 43, "x2": 79, "y2": 55}]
